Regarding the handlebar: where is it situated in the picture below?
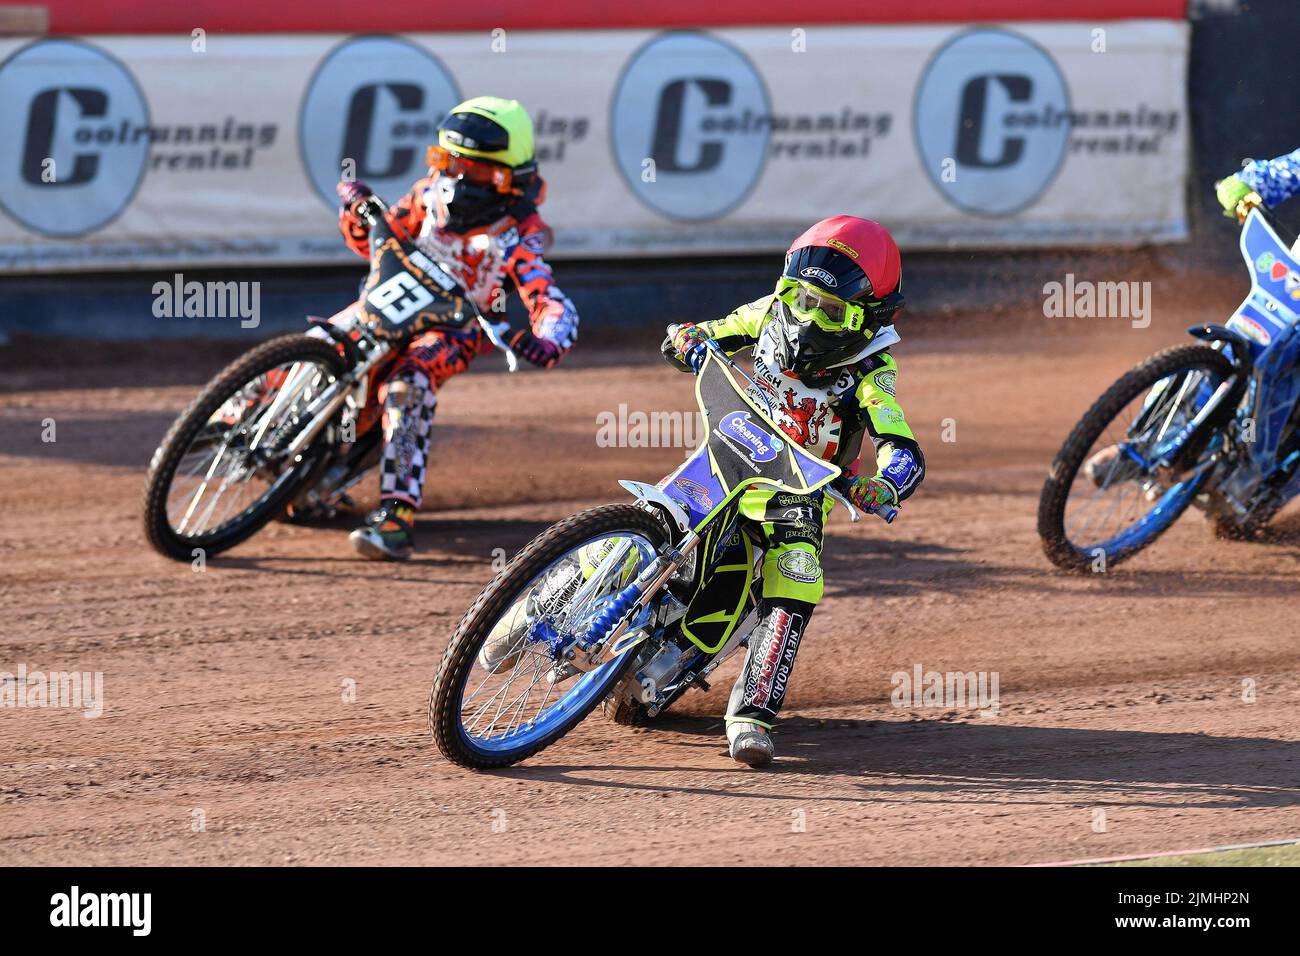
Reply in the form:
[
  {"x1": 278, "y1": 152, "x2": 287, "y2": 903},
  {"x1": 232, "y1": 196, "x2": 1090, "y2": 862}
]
[
  {"x1": 341, "y1": 185, "x2": 519, "y2": 372},
  {"x1": 1234, "y1": 193, "x2": 1263, "y2": 225},
  {"x1": 1240, "y1": 198, "x2": 1299, "y2": 249},
  {"x1": 477, "y1": 315, "x2": 519, "y2": 372}
]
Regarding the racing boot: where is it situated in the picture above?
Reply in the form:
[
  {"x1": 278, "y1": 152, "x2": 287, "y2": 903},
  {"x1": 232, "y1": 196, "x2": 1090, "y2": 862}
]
[
  {"x1": 724, "y1": 594, "x2": 816, "y2": 768},
  {"x1": 477, "y1": 601, "x2": 531, "y2": 673},
  {"x1": 349, "y1": 500, "x2": 415, "y2": 561},
  {"x1": 726, "y1": 719, "x2": 775, "y2": 768}
]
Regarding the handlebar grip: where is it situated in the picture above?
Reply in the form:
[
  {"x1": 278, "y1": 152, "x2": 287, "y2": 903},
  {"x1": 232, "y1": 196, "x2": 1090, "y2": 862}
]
[
  {"x1": 829, "y1": 475, "x2": 898, "y2": 523},
  {"x1": 357, "y1": 195, "x2": 387, "y2": 227}
]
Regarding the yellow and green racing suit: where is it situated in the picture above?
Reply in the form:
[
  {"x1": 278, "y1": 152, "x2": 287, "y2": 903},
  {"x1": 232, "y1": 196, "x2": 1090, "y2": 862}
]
[{"x1": 661, "y1": 294, "x2": 924, "y2": 728}]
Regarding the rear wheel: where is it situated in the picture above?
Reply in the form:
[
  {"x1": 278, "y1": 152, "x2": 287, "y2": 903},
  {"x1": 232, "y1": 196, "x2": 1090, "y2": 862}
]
[
  {"x1": 1210, "y1": 489, "x2": 1288, "y2": 541},
  {"x1": 429, "y1": 504, "x2": 670, "y2": 769},
  {"x1": 1038, "y1": 344, "x2": 1235, "y2": 572},
  {"x1": 142, "y1": 334, "x2": 348, "y2": 560}
]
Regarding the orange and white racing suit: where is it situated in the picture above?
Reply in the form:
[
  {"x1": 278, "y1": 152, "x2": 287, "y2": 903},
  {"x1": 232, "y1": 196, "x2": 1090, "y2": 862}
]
[{"x1": 337, "y1": 175, "x2": 579, "y2": 507}]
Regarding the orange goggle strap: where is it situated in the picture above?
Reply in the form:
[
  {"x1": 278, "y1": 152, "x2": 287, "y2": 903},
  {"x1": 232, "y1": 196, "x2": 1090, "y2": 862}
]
[{"x1": 426, "y1": 145, "x2": 516, "y2": 193}]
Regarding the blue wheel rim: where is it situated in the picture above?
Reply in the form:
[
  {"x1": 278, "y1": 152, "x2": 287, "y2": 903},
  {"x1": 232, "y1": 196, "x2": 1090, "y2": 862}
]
[
  {"x1": 454, "y1": 532, "x2": 657, "y2": 758},
  {"x1": 1063, "y1": 360, "x2": 1227, "y2": 561},
  {"x1": 457, "y1": 660, "x2": 623, "y2": 755},
  {"x1": 1082, "y1": 471, "x2": 1207, "y2": 560}
]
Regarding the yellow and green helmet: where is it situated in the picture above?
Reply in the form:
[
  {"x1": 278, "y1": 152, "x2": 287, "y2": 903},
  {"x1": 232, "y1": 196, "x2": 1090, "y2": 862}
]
[
  {"x1": 428, "y1": 96, "x2": 539, "y2": 230},
  {"x1": 437, "y1": 96, "x2": 535, "y2": 170}
]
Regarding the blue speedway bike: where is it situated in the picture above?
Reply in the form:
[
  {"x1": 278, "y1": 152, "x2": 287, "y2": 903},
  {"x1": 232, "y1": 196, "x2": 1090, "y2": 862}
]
[
  {"x1": 428, "y1": 341, "x2": 895, "y2": 768},
  {"x1": 1039, "y1": 207, "x2": 1300, "y2": 571}
]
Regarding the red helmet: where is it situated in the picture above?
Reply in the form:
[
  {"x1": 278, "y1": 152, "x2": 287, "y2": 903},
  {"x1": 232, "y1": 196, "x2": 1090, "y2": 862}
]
[
  {"x1": 773, "y1": 216, "x2": 905, "y2": 382},
  {"x1": 784, "y1": 215, "x2": 903, "y2": 303}
]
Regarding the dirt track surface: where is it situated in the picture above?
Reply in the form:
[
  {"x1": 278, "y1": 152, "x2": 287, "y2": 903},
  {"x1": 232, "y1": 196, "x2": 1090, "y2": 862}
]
[{"x1": 3, "y1": 294, "x2": 1299, "y2": 866}]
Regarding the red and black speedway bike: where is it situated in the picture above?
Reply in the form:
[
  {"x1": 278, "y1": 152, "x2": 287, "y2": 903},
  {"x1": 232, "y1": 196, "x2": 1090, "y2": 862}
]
[{"x1": 142, "y1": 192, "x2": 516, "y2": 561}]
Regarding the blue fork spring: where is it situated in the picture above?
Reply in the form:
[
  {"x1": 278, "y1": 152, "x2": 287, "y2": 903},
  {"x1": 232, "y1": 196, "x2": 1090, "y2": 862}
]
[{"x1": 579, "y1": 583, "x2": 642, "y2": 649}]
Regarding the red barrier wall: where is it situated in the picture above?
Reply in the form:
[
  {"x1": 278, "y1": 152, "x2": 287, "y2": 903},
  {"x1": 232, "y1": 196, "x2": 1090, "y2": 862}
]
[{"x1": 30, "y1": 0, "x2": 1188, "y2": 34}]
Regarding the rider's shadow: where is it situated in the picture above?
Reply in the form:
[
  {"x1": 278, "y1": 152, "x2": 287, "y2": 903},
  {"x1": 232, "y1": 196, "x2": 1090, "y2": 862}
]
[
  {"x1": 818, "y1": 532, "x2": 1004, "y2": 600},
  {"x1": 212, "y1": 515, "x2": 554, "y2": 579},
  {"x1": 518, "y1": 715, "x2": 1300, "y2": 812},
  {"x1": 778, "y1": 718, "x2": 1300, "y2": 811},
  {"x1": 823, "y1": 523, "x2": 1300, "y2": 594},
  {"x1": 0, "y1": 411, "x2": 181, "y2": 468},
  {"x1": 412, "y1": 515, "x2": 555, "y2": 558}
]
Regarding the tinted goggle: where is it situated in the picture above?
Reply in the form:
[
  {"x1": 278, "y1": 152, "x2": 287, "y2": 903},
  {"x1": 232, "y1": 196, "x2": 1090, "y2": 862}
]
[
  {"x1": 426, "y1": 145, "x2": 514, "y2": 194},
  {"x1": 777, "y1": 278, "x2": 865, "y2": 333}
]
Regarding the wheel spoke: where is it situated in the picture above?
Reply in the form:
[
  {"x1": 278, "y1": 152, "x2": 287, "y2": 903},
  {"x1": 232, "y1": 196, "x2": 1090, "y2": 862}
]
[
  {"x1": 456, "y1": 530, "x2": 658, "y2": 750},
  {"x1": 1060, "y1": 361, "x2": 1225, "y2": 554},
  {"x1": 165, "y1": 359, "x2": 329, "y2": 539}
]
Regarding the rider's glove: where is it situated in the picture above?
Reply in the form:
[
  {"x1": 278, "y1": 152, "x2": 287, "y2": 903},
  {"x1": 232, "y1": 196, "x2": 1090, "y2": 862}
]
[
  {"x1": 1215, "y1": 174, "x2": 1258, "y2": 220},
  {"x1": 509, "y1": 328, "x2": 562, "y2": 369},
  {"x1": 336, "y1": 179, "x2": 374, "y2": 210},
  {"x1": 847, "y1": 474, "x2": 898, "y2": 515},
  {"x1": 669, "y1": 323, "x2": 710, "y2": 372}
]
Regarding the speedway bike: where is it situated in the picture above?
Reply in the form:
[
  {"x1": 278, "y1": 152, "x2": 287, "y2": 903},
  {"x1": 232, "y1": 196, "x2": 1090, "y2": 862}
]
[
  {"x1": 427, "y1": 341, "x2": 896, "y2": 769},
  {"x1": 142, "y1": 191, "x2": 517, "y2": 561},
  {"x1": 1038, "y1": 205, "x2": 1300, "y2": 571}
]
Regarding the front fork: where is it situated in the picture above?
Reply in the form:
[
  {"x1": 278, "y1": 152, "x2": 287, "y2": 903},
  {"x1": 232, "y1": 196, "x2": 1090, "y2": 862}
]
[
  {"x1": 544, "y1": 523, "x2": 703, "y2": 676},
  {"x1": 1115, "y1": 359, "x2": 1239, "y2": 481},
  {"x1": 275, "y1": 343, "x2": 390, "y2": 462}
]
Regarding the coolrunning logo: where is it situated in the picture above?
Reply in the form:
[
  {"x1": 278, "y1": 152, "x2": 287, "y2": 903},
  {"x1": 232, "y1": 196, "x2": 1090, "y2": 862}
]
[
  {"x1": 0, "y1": 39, "x2": 149, "y2": 237},
  {"x1": 300, "y1": 36, "x2": 460, "y2": 208},
  {"x1": 50, "y1": 887, "x2": 151, "y2": 936},
  {"x1": 914, "y1": 28, "x2": 1070, "y2": 216},
  {"x1": 0, "y1": 664, "x2": 103, "y2": 718},
  {"x1": 611, "y1": 31, "x2": 892, "y2": 222},
  {"x1": 612, "y1": 31, "x2": 769, "y2": 221}
]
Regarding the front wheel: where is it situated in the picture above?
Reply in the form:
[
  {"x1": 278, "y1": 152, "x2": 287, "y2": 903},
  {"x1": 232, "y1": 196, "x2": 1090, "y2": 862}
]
[
  {"x1": 1038, "y1": 344, "x2": 1235, "y2": 572},
  {"x1": 428, "y1": 504, "x2": 670, "y2": 769},
  {"x1": 142, "y1": 334, "x2": 349, "y2": 560}
]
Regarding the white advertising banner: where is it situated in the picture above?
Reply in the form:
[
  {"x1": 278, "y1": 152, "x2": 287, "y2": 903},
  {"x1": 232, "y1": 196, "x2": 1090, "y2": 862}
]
[{"x1": 0, "y1": 22, "x2": 1189, "y2": 272}]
